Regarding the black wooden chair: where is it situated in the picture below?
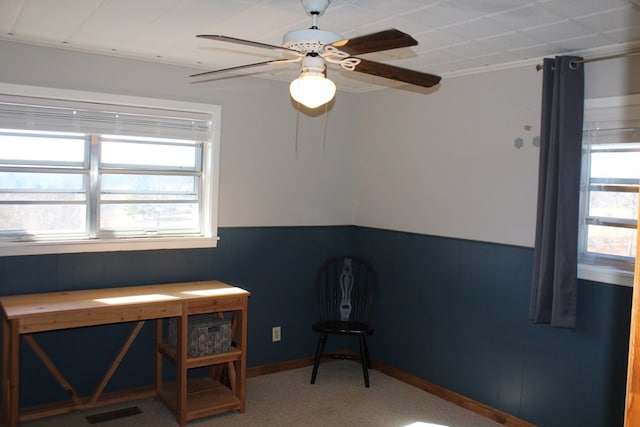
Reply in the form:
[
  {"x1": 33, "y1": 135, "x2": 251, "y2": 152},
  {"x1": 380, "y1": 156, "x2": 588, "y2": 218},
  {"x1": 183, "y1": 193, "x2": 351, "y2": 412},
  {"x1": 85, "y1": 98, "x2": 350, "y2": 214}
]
[{"x1": 310, "y1": 256, "x2": 377, "y2": 387}]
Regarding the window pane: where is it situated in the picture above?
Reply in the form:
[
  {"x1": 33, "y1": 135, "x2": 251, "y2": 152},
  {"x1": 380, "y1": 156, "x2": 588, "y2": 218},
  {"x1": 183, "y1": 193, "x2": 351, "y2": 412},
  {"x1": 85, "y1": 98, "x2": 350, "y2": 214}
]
[
  {"x1": 0, "y1": 193, "x2": 85, "y2": 203},
  {"x1": 588, "y1": 190, "x2": 638, "y2": 220},
  {"x1": 101, "y1": 174, "x2": 196, "y2": 196},
  {"x1": 0, "y1": 204, "x2": 86, "y2": 233},
  {"x1": 0, "y1": 130, "x2": 85, "y2": 165},
  {"x1": 590, "y1": 150, "x2": 640, "y2": 180},
  {"x1": 586, "y1": 224, "x2": 637, "y2": 258},
  {"x1": 101, "y1": 139, "x2": 199, "y2": 169},
  {"x1": 0, "y1": 172, "x2": 85, "y2": 192},
  {"x1": 100, "y1": 203, "x2": 200, "y2": 231}
]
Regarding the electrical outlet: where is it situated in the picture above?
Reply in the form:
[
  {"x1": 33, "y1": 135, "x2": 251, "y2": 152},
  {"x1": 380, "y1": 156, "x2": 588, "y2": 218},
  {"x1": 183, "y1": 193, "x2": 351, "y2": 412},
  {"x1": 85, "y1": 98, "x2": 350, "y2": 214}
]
[{"x1": 272, "y1": 326, "x2": 281, "y2": 342}]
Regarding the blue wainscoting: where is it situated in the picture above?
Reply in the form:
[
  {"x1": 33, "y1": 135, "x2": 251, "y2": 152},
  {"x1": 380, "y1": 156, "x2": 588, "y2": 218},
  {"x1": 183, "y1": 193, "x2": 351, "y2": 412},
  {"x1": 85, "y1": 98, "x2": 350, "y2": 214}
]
[
  {"x1": 0, "y1": 226, "x2": 354, "y2": 407},
  {"x1": 0, "y1": 225, "x2": 632, "y2": 427},
  {"x1": 354, "y1": 226, "x2": 632, "y2": 427}
]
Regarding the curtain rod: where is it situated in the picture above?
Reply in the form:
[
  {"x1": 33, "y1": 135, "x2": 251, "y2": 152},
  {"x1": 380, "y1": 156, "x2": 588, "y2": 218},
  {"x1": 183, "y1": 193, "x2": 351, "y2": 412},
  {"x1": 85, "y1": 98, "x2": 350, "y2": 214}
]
[{"x1": 535, "y1": 50, "x2": 640, "y2": 71}]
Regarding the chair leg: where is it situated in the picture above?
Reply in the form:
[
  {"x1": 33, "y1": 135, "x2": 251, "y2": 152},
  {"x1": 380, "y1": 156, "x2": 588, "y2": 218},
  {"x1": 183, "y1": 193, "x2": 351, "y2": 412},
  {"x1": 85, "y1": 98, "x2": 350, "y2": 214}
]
[
  {"x1": 362, "y1": 334, "x2": 372, "y2": 369},
  {"x1": 359, "y1": 334, "x2": 370, "y2": 388},
  {"x1": 310, "y1": 332, "x2": 328, "y2": 384}
]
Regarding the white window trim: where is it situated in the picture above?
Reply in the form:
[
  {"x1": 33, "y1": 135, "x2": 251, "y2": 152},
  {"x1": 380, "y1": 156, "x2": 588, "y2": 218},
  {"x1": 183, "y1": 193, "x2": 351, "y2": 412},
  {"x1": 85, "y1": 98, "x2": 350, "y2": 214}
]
[
  {"x1": 578, "y1": 93, "x2": 640, "y2": 287},
  {"x1": 578, "y1": 263, "x2": 634, "y2": 287},
  {"x1": 0, "y1": 83, "x2": 221, "y2": 256}
]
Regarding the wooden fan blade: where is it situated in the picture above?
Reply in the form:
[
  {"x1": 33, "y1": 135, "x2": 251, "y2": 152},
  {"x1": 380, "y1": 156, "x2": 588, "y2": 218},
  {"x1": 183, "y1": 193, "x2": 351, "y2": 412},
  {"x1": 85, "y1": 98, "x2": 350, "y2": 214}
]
[
  {"x1": 197, "y1": 34, "x2": 299, "y2": 53},
  {"x1": 331, "y1": 29, "x2": 417, "y2": 56},
  {"x1": 190, "y1": 59, "x2": 293, "y2": 82},
  {"x1": 353, "y1": 58, "x2": 441, "y2": 88}
]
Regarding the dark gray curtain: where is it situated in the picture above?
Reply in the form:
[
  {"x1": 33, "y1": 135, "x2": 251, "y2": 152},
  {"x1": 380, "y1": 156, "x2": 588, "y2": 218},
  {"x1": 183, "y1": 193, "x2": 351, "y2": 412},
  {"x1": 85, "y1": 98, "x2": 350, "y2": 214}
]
[{"x1": 529, "y1": 56, "x2": 584, "y2": 328}]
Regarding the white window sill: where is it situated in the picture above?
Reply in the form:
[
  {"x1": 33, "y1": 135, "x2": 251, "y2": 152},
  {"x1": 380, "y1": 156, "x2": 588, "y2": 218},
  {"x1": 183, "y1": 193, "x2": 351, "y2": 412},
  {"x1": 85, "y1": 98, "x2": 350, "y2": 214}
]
[
  {"x1": 0, "y1": 236, "x2": 219, "y2": 257},
  {"x1": 578, "y1": 263, "x2": 634, "y2": 287}
]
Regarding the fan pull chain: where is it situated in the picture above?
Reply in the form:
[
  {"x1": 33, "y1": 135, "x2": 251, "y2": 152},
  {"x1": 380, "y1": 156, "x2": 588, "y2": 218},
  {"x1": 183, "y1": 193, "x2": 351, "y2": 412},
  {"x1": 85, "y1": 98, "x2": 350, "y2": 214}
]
[
  {"x1": 295, "y1": 101, "x2": 300, "y2": 158},
  {"x1": 323, "y1": 102, "x2": 329, "y2": 155},
  {"x1": 293, "y1": 101, "x2": 329, "y2": 157}
]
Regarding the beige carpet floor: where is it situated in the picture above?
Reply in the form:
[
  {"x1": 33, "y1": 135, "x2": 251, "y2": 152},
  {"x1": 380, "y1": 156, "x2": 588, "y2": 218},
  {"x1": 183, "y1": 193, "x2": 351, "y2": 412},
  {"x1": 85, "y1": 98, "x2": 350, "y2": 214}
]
[{"x1": 24, "y1": 361, "x2": 503, "y2": 427}]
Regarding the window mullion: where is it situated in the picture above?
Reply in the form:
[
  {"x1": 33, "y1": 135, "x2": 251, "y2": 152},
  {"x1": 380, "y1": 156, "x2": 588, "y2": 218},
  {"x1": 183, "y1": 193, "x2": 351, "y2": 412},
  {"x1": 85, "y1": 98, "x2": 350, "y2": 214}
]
[
  {"x1": 578, "y1": 142, "x2": 592, "y2": 257},
  {"x1": 585, "y1": 216, "x2": 637, "y2": 229},
  {"x1": 88, "y1": 135, "x2": 100, "y2": 238}
]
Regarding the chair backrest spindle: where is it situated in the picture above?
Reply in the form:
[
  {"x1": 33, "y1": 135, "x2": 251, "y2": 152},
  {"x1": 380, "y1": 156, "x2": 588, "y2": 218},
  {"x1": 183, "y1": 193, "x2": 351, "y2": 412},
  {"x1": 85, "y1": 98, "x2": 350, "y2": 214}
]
[{"x1": 315, "y1": 256, "x2": 377, "y2": 324}]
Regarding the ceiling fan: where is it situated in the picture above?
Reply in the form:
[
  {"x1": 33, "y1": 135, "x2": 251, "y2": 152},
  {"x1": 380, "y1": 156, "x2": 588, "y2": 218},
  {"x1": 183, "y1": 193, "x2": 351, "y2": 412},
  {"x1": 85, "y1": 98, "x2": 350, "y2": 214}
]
[{"x1": 190, "y1": 0, "x2": 441, "y2": 108}]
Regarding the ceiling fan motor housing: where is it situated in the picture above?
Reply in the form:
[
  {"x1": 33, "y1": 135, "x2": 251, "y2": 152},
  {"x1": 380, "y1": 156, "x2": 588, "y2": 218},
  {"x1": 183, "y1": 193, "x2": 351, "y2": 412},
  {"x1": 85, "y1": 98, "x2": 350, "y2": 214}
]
[
  {"x1": 301, "y1": 0, "x2": 332, "y2": 15},
  {"x1": 283, "y1": 28, "x2": 342, "y2": 53}
]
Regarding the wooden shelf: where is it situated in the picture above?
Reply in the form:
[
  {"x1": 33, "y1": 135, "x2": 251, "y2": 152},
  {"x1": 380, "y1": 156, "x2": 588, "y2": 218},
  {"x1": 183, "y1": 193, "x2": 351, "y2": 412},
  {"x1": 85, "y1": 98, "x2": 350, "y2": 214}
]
[
  {"x1": 156, "y1": 302, "x2": 248, "y2": 425},
  {"x1": 158, "y1": 344, "x2": 242, "y2": 369},
  {"x1": 158, "y1": 377, "x2": 241, "y2": 421}
]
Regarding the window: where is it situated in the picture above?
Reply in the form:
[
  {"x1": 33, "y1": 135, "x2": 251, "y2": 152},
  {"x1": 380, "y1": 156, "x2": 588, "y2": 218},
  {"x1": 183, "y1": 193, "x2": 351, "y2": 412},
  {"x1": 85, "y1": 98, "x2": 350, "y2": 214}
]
[
  {"x1": 579, "y1": 94, "x2": 640, "y2": 286},
  {"x1": 0, "y1": 86, "x2": 220, "y2": 256}
]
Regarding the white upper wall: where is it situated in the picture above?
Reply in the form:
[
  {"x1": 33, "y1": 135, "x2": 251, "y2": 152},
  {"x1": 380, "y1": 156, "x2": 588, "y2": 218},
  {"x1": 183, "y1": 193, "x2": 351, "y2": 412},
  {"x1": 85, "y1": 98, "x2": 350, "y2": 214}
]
[
  {"x1": 354, "y1": 65, "x2": 542, "y2": 247},
  {"x1": 353, "y1": 55, "x2": 640, "y2": 248},
  {"x1": 0, "y1": 40, "x2": 357, "y2": 228},
  {"x1": 1, "y1": 40, "x2": 639, "y2": 247}
]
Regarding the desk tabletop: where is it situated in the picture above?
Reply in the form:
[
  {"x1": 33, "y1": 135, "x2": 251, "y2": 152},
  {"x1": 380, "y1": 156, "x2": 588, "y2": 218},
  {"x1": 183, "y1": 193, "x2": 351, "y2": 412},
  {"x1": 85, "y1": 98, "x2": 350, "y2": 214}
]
[{"x1": 0, "y1": 280, "x2": 250, "y2": 320}]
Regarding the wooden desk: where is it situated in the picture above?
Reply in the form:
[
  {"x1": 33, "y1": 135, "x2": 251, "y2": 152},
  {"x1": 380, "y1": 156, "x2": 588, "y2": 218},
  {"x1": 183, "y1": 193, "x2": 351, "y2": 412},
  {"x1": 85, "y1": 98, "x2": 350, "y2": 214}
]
[{"x1": 0, "y1": 280, "x2": 250, "y2": 427}]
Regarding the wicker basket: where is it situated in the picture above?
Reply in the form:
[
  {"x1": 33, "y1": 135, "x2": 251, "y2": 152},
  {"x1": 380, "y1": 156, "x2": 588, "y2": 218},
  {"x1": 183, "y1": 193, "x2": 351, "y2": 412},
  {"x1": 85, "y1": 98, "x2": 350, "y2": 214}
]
[{"x1": 168, "y1": 314, "x2": 232, "y2": 357}]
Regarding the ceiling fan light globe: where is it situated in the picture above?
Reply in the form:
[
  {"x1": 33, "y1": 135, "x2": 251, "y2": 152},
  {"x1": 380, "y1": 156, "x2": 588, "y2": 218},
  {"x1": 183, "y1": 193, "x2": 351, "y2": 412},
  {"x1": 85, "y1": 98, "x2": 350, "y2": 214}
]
[{"x1": 289, "y1": 72, "x2": 336, "y2": 108}]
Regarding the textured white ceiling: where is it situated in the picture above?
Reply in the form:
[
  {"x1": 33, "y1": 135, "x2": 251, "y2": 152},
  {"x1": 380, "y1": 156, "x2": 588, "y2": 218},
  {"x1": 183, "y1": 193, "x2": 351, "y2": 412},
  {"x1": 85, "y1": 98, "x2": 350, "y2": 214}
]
[{"x1": 1, "y1": 0, "x2": 640, "y2": 92}]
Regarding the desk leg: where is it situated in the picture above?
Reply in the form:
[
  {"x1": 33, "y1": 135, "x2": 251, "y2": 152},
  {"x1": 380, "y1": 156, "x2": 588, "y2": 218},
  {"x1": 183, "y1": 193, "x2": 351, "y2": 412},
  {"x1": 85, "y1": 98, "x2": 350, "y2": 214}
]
[
  {"x1": 155, "y1": 319, "x2": 163, "y2": 398},
  {"x1": 235, "y1": 298, "x2": 248, "y2": 413},
  {"x1": 176, "y1": 311, "x2": 188, "y2": 427},
  {"x1": 1, "y1": 315, "x2": 8, "y2": 427},
  {"x1": 2, "y1": 317, "x2": 19, "y2": 427}
]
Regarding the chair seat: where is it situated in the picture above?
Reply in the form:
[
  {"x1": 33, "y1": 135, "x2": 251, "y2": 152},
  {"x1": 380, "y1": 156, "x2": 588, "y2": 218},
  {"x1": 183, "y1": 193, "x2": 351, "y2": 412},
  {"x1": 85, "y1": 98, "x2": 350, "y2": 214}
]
[{"x1": 313, "y1": 320, "x2": 373, "y2": 335}]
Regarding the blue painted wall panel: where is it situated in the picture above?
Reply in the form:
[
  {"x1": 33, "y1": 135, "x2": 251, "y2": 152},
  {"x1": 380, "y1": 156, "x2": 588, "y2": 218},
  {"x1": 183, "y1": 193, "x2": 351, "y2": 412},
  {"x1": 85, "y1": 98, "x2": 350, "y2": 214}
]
[
  {"x1": 354, "y1": 226, "x2": 631, "y2": 427},
  {"x1": 0, "y1": 225, "x2": 631, "y2": 427}
]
